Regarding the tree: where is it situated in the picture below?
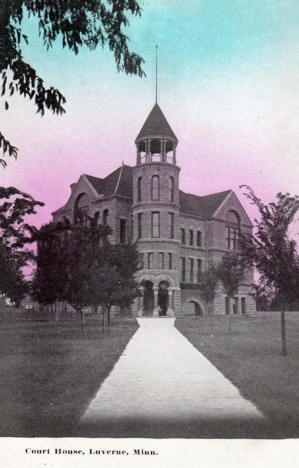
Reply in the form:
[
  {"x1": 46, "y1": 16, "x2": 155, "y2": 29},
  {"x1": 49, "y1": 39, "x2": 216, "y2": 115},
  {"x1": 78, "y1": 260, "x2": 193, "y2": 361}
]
[
  {"x1": 87, "y1": 242, "x2": 139, "y2": 331},
  {"x1": 0, "y1": 186, "x2": 43, "y2": 303},
  {"x1": 0, "y1": 244, "x2": 29, "y2": 305},
  {"x1": 198, "y1": 267, "x2": 218, "y2": 317},
  {"x1": 31, "y1": 220, "x2": 70, "y2": 314},
  {"x1": 64, "y1": 216, "x2": 111, "y2": 335},
  {"x1": 239, "y1": 185, "x2": 299, "y2": 356},
  {"x1": 0, "y1": 0, "x2": 145, "y2": 167},
  {"x1": 253, "y1": 283, "x2": 275, "y2": 312},
  {"x1": 215, "y1": 253, "x2": 245, "y2": 333}
]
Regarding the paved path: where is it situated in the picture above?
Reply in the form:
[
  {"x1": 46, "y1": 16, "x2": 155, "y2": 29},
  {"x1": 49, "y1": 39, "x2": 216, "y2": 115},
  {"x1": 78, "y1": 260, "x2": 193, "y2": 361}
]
[{"x1": 81, "y1": 318, "x2": 264, "y2": 428}]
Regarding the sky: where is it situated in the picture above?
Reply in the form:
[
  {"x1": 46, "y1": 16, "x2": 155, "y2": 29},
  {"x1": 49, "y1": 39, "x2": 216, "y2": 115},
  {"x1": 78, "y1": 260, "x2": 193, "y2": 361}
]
[{"x1": 1, "y1": 0, "x2": 299, "y2": 236}]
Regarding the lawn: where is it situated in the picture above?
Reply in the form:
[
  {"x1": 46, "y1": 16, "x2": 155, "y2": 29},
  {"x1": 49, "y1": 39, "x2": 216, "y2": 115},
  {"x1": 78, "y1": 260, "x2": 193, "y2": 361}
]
[
  {"x1": 176, "y1": 313, "x2": 299, "y2": 438},
  {"x1": 0, "y1": 306, "x2": 138, "y2": 437}
]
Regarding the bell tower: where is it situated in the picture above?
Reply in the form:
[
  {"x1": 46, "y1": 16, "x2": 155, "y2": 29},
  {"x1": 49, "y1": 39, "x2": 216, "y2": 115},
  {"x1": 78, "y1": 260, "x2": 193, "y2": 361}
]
[
  {"x1": 132, "y1": 103, "x2": 181, "y2": 316},
  {"x1": 133, "y1": 103, "x2": 180, "y2": 206}
]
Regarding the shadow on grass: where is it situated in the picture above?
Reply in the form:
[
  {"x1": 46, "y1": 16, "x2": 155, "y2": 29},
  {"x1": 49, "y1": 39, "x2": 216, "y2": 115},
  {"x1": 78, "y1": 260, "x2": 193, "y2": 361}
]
[
  {"x1": 74, "y1": 415, "x2": 299, "y2": 439},
  {"x1": 0, "y1": 310, "x2": 138, "y2": 437}
]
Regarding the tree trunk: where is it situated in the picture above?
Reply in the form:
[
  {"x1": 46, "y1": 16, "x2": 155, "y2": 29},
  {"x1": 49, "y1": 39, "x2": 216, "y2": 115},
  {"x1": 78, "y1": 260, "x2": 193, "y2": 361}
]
[
  {"x1": 80, "y1": 309, "x2": 85, "y2": 337},
  {"x1": 206, "y1": 302, "x2": 210, "y2": 320},
  {"x1": 281, "y1": 306, "x2": 287, "y2": 356},
  {"x1": 55, "y1": 304, "x2": 60, "y2": 321},
  {"x1": 107, "y1": 306, "x2": 111, "y2": 328},
  {"x1": 229, "y1": 297, "x2": 232, "y2": 334},
  {"x1": 102, "y1": 307, "x2": 105, "y2": 334}
]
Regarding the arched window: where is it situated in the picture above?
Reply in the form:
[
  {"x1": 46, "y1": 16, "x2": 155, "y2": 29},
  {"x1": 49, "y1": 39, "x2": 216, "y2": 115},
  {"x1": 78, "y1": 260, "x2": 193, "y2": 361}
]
[
  {"x1": 74, "y1": 193, "x2": 89, "y2": 225},
  {"x1": 103, "y1": 209, "x2": 109, "y2": 226},
  {"x1": 226, "y1": 210, "x2": 240, "y2": 250},
  {"x1": 151, "y1": 175, "x2": 160, "y2": 201},
  {"x1": 169, "y1": 176, "x2": 174, "y2": 202},
  {"x1": 137, "y1": 177, "x2": 142, "y2": 202}
]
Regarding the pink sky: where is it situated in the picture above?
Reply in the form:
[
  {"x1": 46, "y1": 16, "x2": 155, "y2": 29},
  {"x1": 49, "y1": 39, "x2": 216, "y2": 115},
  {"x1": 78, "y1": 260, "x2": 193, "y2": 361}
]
[{"x1": 1, "y1": 2, "x2": 298, "y2": 239}]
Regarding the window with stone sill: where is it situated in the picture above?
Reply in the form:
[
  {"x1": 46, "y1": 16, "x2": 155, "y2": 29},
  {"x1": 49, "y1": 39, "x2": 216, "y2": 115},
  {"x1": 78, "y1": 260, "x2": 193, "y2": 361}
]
[
  {"x1": 189, "y1": 230, "x2": 194, "y2": 246},
  {"x1": 151, "y1": 211, "x2": 160, "y2": 238},
  {"x1": 196, "y1": 231, "x2": 202, "y2": 247},
  {"x1": 148, "y1": 252, "x2": 154, "y2": 269}
]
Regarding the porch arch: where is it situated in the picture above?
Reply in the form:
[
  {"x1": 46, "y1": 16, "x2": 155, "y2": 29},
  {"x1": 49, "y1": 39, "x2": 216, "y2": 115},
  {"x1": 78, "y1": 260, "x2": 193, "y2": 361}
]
[
  {"x1": 155, "y1": 274, "x2": 175, "y2": 288},
  {"x1": 183, "y1": 297, "x2": 205, "y2": 316}
]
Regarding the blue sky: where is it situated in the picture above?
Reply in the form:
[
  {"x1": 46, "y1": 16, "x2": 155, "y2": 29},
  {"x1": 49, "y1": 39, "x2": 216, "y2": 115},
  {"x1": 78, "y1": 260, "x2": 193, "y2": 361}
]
[{"x1": 2, "y1": 0, "x2": 299, "y2": 237}]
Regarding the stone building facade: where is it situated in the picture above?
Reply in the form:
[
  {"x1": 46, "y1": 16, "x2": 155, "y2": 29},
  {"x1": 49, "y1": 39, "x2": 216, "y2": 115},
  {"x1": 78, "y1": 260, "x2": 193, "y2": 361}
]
[{"x1": 52, "y1": 103, "x2": 256, "y2": 317}]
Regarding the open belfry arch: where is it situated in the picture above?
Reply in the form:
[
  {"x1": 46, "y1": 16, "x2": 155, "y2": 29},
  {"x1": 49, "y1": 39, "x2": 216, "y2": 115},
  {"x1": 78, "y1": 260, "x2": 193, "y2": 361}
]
[{"x1": 52, "y1": 97, "x2": 256, "y2": 317}]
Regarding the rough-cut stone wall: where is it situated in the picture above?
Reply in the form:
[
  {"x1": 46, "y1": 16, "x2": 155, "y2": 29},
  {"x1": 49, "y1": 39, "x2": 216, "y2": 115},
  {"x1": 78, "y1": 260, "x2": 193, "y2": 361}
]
[{"x1": 52, "y1": 165, "x2": 257, "y2": 318}]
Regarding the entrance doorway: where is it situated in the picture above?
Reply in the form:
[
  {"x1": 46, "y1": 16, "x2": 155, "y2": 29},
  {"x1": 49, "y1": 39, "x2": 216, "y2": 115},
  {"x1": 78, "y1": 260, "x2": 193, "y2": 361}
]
[
  {"x1": 192, "y1": 301, "x2": 202, "y2": 316},
  {"x1": 158, "y1": 281, "x2": 169, "y2": 316},
  {"x1": 142, "y1": 281, "x2": 154, "y2": 316},
  {"x1": 241, "y1": 297, "x2": 246, "y2": 314},
  {"x1": 185, "y1": 301, "x2": 203, "y2": 316}
]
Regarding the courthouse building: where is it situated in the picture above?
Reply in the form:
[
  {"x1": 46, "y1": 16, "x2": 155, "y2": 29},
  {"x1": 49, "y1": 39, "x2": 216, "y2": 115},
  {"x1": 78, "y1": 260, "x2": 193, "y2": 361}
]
[{"x1": 52, "y1": 103, "x2": 256, "y2": 317}]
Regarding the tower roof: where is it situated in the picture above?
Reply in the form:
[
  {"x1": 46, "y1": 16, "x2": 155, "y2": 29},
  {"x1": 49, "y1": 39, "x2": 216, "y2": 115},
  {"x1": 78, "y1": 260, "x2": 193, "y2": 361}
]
[{"x1": 135, "y1": 103, "x2": 178, "y2": 144}]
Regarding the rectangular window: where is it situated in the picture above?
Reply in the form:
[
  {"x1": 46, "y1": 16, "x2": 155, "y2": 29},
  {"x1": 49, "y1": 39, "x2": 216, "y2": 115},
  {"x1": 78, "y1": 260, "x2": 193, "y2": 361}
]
[
  {"x1": 138, "y1": 252, "x2": 144, "y2": 270},
  {"x1": 137, "y1": 213, "x2": 142, "y2": 239},
  {"x1": 181, "y1": 257, "x2": 186, "y2": 282},
  {"x1": 168, "y1": 253, "x2": 173, "y2": 269},
  {"x1": 226, "y1": 226, "x2": 240, "y2": 250},
  {"x1": 197, "y1": 259, "x2": 202, "y2": 282},
  {"x1": 169, "y1": 212, "x2": 174, "y2": 239},
  {"x1": 189, "y1": 230, "x2": 194, "y2": 246},
  {"x1": 190, "y1": 258, "x2": 194, "y2": 282},
  {"x1": 129, "y1": 214, "x2": 133, "y2": 241},
  {"x1": 181, "y1": 228, "x2": 186, "y2": 245},
  {"x1": 120, "y1": 219, "x2": 126, "y2": 244},
  {"x1": 196, "y1": 231, "x2": 202, "y2": 247},
  {"x1": 233, "y1": 228, "x2": 240, "y2": 250},
  {"x1": 226, "y1": 226, "x2": 231, "y2": 249},
  {"x1": 148, "y1": 252, "x2": 153, "y2": 269},
  {"x1": 137, "y1": 177, "x2": 142, "y2": 202},
  {"x1": 151, "y1": 211, "x2": 160, "y2": 238},
  {"x1": 158, "y1": 252, "x2": 164, "y2": 269},
  {"x1": 233, "y1": 297, "x2": 238, "y2": 315}
]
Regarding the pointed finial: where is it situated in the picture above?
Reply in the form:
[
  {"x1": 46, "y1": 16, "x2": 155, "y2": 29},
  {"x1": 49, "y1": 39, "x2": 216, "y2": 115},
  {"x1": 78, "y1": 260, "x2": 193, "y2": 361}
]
[{"x1": 155, "y1": 45, "x2": 158, "y2": 103}]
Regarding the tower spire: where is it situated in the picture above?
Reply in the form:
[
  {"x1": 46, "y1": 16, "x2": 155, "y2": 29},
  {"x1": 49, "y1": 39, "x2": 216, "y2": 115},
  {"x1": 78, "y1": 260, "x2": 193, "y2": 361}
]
[{"x1": 155, "y1": 45, "x2": 158, "y2": 103}]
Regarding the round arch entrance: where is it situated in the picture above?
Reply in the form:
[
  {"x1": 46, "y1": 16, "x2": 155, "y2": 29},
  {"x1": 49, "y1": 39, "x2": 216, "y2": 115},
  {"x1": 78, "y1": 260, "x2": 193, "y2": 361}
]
[{"x1": 184, "y1": 300, "x2": 204, "y2": 316}]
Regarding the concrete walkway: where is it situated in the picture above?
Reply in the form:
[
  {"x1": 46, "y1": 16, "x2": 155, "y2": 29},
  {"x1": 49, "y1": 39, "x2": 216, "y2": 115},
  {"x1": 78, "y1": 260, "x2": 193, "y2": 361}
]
[{"x1": 80, "y1": 318, "x2": 264, "y2": 431}]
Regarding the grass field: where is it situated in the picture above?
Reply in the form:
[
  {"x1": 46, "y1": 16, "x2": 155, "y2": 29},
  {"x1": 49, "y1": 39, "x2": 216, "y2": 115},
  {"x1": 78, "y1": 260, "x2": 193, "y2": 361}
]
[
  {"x1": 1, "y1": 307, "x2": 299, "y2": 438},
  {"x1": 0, "y1": 306, "x2": 138, "y2": 437},
  {"x1": 176, "y1": 313, "x2": 299, "y2": 438}
]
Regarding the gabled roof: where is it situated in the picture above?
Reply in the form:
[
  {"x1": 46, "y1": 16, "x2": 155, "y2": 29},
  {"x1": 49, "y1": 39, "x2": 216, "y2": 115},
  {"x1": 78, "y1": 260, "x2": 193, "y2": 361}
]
[
  {"x1": 85, "y1": 165, "x2": 133, "y2": 198},
  {"x1": 53, "y1": 165, "x2": 234, "y2": 219},
  {"x1": 179, "y1": 189, "x2": 232, "y2": 218},
  {"x1": 136, "y1": 103, "x2": 178, "y2": 143}
]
